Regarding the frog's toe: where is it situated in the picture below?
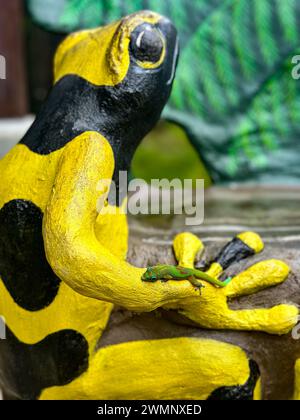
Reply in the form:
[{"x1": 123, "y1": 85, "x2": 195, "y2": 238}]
[
  {"x1": 225, "y1": 259, "x2": 290, "y2": 298},
  {"x1": 173, "y1": 232, "x2": 204, "y2": 269}
]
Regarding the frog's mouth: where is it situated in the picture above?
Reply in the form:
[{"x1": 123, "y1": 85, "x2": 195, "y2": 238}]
[{"x1": 166, "y1": 35, "x2": 179, "y2": 86}]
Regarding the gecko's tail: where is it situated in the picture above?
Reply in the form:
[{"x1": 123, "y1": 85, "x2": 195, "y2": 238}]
[{"x1": 221, "y1": 277, "x2": 232, "y2": 287}]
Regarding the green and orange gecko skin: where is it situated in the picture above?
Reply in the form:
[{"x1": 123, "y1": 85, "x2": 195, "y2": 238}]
[{"x1": 142, "y1": 265, "x2": 232, "y2": 288}]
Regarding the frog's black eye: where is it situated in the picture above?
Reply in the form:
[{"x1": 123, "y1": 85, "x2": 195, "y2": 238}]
[{"x1": 130, "y1": 25, "x2": 164, "y2": 64}]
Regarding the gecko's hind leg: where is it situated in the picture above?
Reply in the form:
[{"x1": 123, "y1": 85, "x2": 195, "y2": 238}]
[{"x1": 188, "y1": 276, "x2": 204, "y2": 292}]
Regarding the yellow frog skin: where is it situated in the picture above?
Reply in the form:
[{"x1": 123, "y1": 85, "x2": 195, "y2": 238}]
[
  {"x1": 0, "y1": 11, "x2": 298, "y2": 400},
  {"x1": 294, "y1": 359, "x2": 300, "y2": 400}
]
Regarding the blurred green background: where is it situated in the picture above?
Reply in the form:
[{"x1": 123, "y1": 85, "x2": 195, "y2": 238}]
[{"x1": 131, "y1": 121, "x2": 212, "y2": 187}]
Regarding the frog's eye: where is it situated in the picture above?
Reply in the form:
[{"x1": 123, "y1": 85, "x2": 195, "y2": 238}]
[{"x1": 130, "y1": 25, "x2": 165, "y2": 66}]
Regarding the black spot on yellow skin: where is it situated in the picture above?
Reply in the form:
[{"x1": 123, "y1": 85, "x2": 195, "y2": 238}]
[
  {"x1": 0, "y1": 327, "x2": 88, "y2": 400},
  {"x1": 207, "y1": 360, "x2": 260, "y2": 400},
  {"x1": 215, "y1": 237, "x2": 255, "y2": 270},
  {"x1": 0, "y1": 200, "x2": 61, "y2": 311}
]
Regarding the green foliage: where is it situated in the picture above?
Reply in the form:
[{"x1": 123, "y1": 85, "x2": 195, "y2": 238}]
[{"x1": 27, "y1": 0, "x2": 300, "y2": 184}]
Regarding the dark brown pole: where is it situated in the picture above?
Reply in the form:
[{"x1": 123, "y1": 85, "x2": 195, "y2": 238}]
[{"x1": 0, "y1": 0, "x2": 28, "y2": 117}]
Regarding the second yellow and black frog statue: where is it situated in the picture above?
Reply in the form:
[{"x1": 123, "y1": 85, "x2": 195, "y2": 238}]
[{"x1": 0, "y1": 11, "x2": 298, "y2": 400}]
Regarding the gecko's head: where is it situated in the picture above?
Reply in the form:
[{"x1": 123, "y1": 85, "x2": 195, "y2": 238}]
[
  {"x1": 54, "y1": 11, "x2": 179, "y2": 139},
  {"x1": 142, "y1": 268, "x2": 158, "y2": 282}
]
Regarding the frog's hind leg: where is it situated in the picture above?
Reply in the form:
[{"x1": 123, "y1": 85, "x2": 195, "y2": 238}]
[{"x1": 39, "y1": 337, "x2": 260, "y2": 400}]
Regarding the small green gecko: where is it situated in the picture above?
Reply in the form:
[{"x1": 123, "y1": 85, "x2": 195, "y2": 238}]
[{"x1": 142, "y1": 265, "x2": 232, "y2": 289}]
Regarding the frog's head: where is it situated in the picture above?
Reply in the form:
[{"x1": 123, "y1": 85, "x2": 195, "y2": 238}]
[
  {"x1": 53, "y1": 11, "x2": 179, "y2": 163},
  {"x1": 54, "y1": 10, "x2": 178, "y2": 98}
]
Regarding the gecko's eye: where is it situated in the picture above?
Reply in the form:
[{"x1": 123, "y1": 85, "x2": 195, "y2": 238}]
[{"x1": 130, "y1": 24, "x2": 164, "y2": 65}]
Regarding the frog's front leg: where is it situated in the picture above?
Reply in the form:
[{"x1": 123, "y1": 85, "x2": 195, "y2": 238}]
[{"x1": 43, "y1": 132, "x2": 200, "y2": 313}]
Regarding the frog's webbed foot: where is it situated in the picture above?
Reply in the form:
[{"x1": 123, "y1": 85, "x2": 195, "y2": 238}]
[{"x1": 170, "y1": 232, "x2": 298, "y2": 335}]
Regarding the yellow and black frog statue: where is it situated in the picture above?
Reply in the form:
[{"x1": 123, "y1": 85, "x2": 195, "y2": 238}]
[{"x1": 0, "y1": 11, "x2": 299, "y2": 400}]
